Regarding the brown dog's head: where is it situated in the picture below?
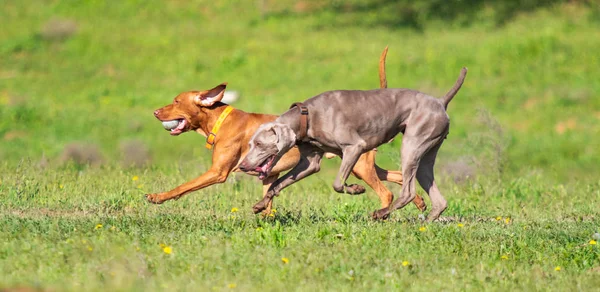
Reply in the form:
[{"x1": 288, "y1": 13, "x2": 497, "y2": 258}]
[{"x1": 153, "y1": 83, "x2": 227, "y2": 136}]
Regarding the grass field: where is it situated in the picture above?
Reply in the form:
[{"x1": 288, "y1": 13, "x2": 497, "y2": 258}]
[{"x1": 1, "y1": 1, "x2": 599, "y2": 291}]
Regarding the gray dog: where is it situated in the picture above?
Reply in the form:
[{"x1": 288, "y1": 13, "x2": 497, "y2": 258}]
[{"x1": 239, "y1": 67, "x2": 467, "y2": 221}]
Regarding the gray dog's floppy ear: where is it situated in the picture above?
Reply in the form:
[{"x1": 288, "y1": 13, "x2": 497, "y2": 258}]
[
  {"x1": 194, "y1": 82, "x2": 227, "y2": 106},
  {"x1": 272, "y1": 123, "x2": 296, "y2": 152}
]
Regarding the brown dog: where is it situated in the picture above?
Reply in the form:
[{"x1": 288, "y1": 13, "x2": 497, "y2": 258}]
[{"x1": 145, "y1": 48, "x2": 426, "y2": 214}]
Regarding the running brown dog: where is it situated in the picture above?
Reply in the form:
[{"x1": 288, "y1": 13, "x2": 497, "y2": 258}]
[{"x1": 145, "y1": 48, "x2": 426, "y2": 214}]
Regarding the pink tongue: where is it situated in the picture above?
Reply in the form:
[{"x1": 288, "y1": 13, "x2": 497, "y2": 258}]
[
  {"x1": 260, "y1": 164, "x2": 268, "y2": 172},
  {"x1": 255, "y1": 163, "x2": 268, "y2": 173}
]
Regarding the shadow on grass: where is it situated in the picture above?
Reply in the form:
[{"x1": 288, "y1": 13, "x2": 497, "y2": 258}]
[{"x1": 262, "y1": 0, "x2": 568, "y2": 30}]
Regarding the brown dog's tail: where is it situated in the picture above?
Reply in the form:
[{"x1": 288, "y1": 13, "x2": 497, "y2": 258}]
[
  {"x1": 441, "y1": 67, "x2": 467, "y2": 109},
  {"x1": 326, "y1": 48, "x2": 390, "y2": 162},
  {"x1": 379, "y1": 46, "x2": 388, "y2": 89}
]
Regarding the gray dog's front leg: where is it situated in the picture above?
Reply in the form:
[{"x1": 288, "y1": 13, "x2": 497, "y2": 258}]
[
  {"x1": 252, "y1": 145, "x2": 323, "y2": 214},
  {"x1": 332, "y1": 145, "x2": 366, "y2": 195}
]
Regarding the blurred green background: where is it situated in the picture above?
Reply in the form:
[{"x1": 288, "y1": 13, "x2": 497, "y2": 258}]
[
  {"x1": 1, "y1": 0, "x2": 599, "y2": 182},
  {"x1": 2, "y1": 1, "x2": 600, "y2": 291}
]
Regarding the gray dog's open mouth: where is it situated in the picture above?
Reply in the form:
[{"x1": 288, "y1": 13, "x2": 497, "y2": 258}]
[
  {"x1": 255, "y1": 155, "x2": 276, "y2": 180},
  {"x1": 162, "y1": 119, "x2": 187, "y2": 136}
]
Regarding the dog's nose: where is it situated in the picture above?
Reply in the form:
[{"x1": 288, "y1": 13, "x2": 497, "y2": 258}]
[
  {"x1": 239, "y1": 161, "x2": 249, "y2": 171},
  {"x1": 154, "y1": 109, "x2": 160, "y2": 117}
]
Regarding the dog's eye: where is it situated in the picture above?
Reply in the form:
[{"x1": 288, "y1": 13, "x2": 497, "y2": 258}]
[
  {"x1": 174, "y1": 100, "x2": 179, "y2": 104},
  {"x1": 255, "y1": 141, "x2": 262, "y2": 147}
]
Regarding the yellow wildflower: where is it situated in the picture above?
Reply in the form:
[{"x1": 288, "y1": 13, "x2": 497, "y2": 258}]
[
  {"x1": 59, "y1": 184, "x2": 64, "y2": 189},
  {"x1": 228, "y1": 283, "x2": 236, "y2": 289},
  {"x1": 501, "y1": 255, "x2": 509, "y2": 260},
  {"x1": 419, "y1": 226, "x2": 427, "y2": 232},
  {"x1": 268, "y1": 213, "x2": 275, "y2": 217},
  {"x1": 554, "y1": 266, "x2": 561, "y2": 271},
  {"x1": 402, "y1": 261, "x2": 410, "y2": 267},
  {"x1": 496, "y1": 216, "x2": 502, "y2": 221},
  {"x1": 162, "y1": 245, "x2": 173, "y2": 254},
  {"x1": 504, "y1": 218, "x2": 511, "y2": 224},
  {"x1": 255, "y1": 227, "x2": 263, "y2": 231},
  {"x1": 281, "y1": 257, "x2": 289, "y2": 264},
  {"x1": 87, "y1": 246, "x2": 93, "y2": 251},
  {"x1": 590, "y1": 240, "x2": 597, "y2": 245},
  {"x1": 231, "y1": 207, "x2": 238, "y2": 213},
  {"x1": 132, "y1": 175, "x2": 139, "y2": 181},
  {"x1": 137, "y1": 184, "x2": 144, "y2": 189},
  {"x1": 457, "y1": 223, "x2": 464, "y2": 228},
  {"x1": 94, "y1": 224, "x2": 103, "y2": 230},
  {"x1": 272, "y1": 209, "x2": 277, "y2": 213}
]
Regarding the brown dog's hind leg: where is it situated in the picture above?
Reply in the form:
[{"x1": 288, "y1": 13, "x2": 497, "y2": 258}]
[
  {"x1": 352, "y1": 151, "x2": 392, "y2": 208},
  {"x1": 374, "y1": 164, "x2": 427, "y2": 212},
  {"x1": 352, "y1": 151, "x2": 427, "y2": 211}
]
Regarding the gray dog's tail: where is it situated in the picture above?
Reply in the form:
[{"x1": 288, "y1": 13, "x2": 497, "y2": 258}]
[{"x1": 441, "y1": 67, "x2": 468, "y2": 109}]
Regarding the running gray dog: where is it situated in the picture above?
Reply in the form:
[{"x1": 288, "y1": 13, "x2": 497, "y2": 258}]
[{"x1": 239, "y1": 67, "x2": 467, "y2": 221}]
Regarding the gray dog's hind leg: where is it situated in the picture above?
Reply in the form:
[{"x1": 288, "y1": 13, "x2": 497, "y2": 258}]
[
  {"x1": 416, "y1": 144, "x2": 446, "y2": 222},
  {"x1": 373, "y1": 136, "x2": 440, "y2": 220},
  {"x1": 252, "y1": 145, "x2": 324, "y2": 214},
  {"x1": 333, "y1": 144, "x2": 366, "y2": 195}
]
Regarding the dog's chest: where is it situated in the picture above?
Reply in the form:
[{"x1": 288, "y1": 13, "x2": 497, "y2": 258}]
[{"x1": 306, "y1": 138, "x2": 340, "y2": 154}]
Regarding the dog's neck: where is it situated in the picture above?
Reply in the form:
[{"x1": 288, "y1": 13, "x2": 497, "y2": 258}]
[{"x1": 196, "y1": 102, "x2": 231, "y2": 137}]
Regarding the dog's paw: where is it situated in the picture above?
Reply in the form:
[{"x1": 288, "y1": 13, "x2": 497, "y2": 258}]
[
  {"x1": 145, "y1": 193, "x2": 166, "y2": 204},
  {"x1": 372, "y1": 208, "x2": 390, "y2": 221},
  {"x1": 413, "y1": 196, "x2": 428, "y2": 212},
  {"x1": 252, "y1": 200, "x2": 269, "y2": 214},
  {"x1": 345, "y1": 184, "x2": 366, "y2": 195}
]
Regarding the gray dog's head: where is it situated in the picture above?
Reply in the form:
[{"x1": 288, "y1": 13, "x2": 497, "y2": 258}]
[{"x1": 239, "y1": 122, "x2": 296, "y2": 180}]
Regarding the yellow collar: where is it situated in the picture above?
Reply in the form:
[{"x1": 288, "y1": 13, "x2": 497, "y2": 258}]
[{"x1": 206, "y1": 105, "x2": 234, "y2": 150}]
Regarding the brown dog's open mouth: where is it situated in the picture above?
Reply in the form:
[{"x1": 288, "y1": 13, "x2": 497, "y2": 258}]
[
  {"x1": 255, "y1": 155, "x2": 276, "y2": 180},
  {"x1": 162, "y1": 119, "x2": 187, "y2": 136}
]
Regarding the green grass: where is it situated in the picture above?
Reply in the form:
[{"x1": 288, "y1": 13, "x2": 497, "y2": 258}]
[
  {"x1": 1, "y1": 162, "x2": 599, "y2": 291},
  {"x1": 1, "y1": 1, "x2": 600, "y2": 290}
]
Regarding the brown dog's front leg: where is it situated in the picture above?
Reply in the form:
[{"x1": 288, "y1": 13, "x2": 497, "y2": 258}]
[
  {"x1": 374, "y1": 164, "x2": 427, "y2": 212},
  {"x1": 145, "y1": 167, "x2": 230, "y2": 204},
  {"x1": 146, "y1": 148, "x2": 239, "y2": 204},
  {"x1": 259, "y1": 175, "x2": 278, "y2": 216},
  {"x1": 253, "y1": 145, "x2": 323, "y2": 214}
]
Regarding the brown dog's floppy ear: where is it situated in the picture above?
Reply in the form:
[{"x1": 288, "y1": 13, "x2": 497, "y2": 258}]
[{"x1": 194, "y1": 82, "x2": 227, "y2": 106}]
